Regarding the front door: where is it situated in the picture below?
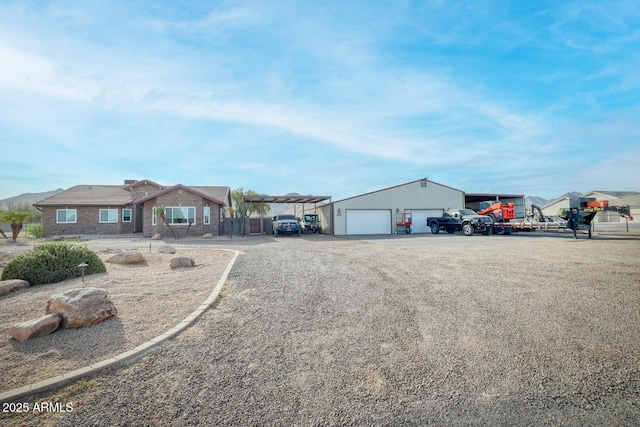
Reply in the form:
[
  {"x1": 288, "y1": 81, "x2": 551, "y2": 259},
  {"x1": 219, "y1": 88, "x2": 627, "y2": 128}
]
[{"x1": 134, "y1": 205, "x2": 144, "y2": 232}]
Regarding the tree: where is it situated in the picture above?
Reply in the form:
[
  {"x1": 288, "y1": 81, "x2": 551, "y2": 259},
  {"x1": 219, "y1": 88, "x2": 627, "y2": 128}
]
[
  {"x1": 153, "y1": 207, "x2": 178, "y2": 239},
  {"x1": 0, "y1": 210, "x2": 33, "y2": 241},
  {"x1": 231, "y1": 188, "x2": 272, "y2": 219},
  {"x1": 230, "y1": 188, "x2": 272, "y2": 235}
]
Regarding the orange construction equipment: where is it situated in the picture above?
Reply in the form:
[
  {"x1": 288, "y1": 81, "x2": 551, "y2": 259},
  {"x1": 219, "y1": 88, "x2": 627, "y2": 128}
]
[
  {"x1": 585, "y1": 200, "x2": 609, "y2": 208},
  {"x1": 478, "y1": 202, "x2": 515, "y2": 222}
]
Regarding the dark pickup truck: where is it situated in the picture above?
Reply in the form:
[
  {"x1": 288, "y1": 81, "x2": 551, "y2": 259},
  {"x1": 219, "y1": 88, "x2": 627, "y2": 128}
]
[{"x1": 427, "y1": 209, "x2": 494, "y2": 236}]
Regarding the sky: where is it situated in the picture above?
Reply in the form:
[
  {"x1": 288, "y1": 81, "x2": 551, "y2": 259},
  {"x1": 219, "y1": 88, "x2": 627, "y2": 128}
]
[{"x1": 1, "y1": 0, "x2": 639, "y2": 202}]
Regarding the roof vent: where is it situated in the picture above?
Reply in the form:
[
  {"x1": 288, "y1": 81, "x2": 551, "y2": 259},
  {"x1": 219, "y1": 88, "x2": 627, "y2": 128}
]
[{"x1": 124, "y1": 179, "x2": 136, "y2": 185}]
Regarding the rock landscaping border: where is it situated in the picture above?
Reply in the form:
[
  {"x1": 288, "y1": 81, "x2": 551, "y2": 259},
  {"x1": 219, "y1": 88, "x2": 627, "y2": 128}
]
[{"x1": 0, "y1": 249, "x2": 239, "y2": 403}]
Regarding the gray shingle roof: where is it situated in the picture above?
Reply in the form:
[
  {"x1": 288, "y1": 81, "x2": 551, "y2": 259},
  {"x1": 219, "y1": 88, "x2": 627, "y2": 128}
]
[
  {"x1": 34, "y1": 182, "x2": 231, "y2": 207},
  {"x1": 34, "y1": 185, "x2": 133, "y2": 206},
  {"x1": 135, "y1": 184, "x2": 229, "y2": 206}
]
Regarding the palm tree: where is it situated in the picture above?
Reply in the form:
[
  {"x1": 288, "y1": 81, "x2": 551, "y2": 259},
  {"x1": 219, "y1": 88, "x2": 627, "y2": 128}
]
[{"x1": 0, "y1": 210, "x2": 33, "y2": 241}]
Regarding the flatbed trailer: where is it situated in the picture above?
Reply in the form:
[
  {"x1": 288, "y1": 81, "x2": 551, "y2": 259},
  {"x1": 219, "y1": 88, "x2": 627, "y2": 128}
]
[
  {"x1": 536, "y1": 198, "x2": 632, "y2": 239},
  {"x1": 489, "y1": 220, "x2": 537, "y2": 234}
]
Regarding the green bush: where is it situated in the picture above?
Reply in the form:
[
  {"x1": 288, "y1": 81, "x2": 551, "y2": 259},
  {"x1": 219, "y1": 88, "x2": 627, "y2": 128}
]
[
  {"x1": 0, "y1": 243, "x2": 106, "y2": 286},
  {"x1": 25, "y1": 223, "x2": 45, "y2": 239}
]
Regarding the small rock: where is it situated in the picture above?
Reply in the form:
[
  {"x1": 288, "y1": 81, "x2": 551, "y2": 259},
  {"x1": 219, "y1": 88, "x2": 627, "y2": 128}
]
[
  {"x1": 6, "y1": 238, "x2": 15, "y2": 243},
  {"x1": 0, "y1": 279, "x2": 30, "y2": 297},
  {"x1": 151, "y1": 233, "x2": 163, "y2": 240},
  {"x1": 170, "y1": 257, "x2": 195, "y2": 269},
  {"x1": 158, "y1": 245, "x2": 177, "y2": 254},
  {"x1": 107, "y1": 250, "x2": 145, "y2": 264},
  {"x1": 46, "y1": 287, "x2": 117, "y2": 328},
  {"x1": 9, "y1": 314, "x2": 62, "y2": 341},
  {"x1": 202, "y1": 233, "x2": 213, "y2": 239}
]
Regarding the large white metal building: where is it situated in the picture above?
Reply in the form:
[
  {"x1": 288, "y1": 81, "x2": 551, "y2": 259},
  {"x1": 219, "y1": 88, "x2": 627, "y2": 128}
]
[{"x1": 315, "y1": 178, "x2": 465, "y2": 235}]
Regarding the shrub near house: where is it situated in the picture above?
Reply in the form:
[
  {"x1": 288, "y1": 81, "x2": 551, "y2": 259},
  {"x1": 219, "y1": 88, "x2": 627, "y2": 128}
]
[{"x1": 1, "y1": 243, "x2": 106, "y2": 286}]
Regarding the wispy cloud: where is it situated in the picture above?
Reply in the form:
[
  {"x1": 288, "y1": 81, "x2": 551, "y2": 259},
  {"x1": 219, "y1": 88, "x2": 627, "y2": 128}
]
[{"x1": 1, "y1": 0, "x2": 639, "y2": 201}]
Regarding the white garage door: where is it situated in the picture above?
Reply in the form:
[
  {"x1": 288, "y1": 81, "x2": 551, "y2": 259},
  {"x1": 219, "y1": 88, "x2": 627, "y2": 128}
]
[
  {"x1": 405, "y1": 209, "x2": 444, "y2": 233},
  {"x1": 346, "y1": 210, "x2": 391, "y2": 235}
]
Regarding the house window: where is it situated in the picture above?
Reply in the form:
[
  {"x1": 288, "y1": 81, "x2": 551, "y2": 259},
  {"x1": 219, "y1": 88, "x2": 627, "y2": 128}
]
[
  {"x1": 57, "y1": 209, "x2": 77, "y2": 224},
  {"x1": 203, "y1": 207, "x2": 211, "y2": 225},
  {"x1": 165, "y1": 207, "x2": 195, "y2": 225},
  {"x1": 122, "y1": 209, "x2": 132, "y2": 222},
  {"x1": 99, "y1": 209, "x2": 118, "y2": 223},
  {"x1": 152, "y1": 207, "x2": 157, "y2": 226}
]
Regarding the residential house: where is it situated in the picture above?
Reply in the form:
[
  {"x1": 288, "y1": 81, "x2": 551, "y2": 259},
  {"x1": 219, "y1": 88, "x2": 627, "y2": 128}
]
[{"x1": 34, "y1": 179, "x2": 231, "y2": 238}]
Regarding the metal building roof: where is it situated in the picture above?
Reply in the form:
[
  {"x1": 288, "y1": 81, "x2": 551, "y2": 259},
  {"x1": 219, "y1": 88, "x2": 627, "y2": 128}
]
[{"x1": 242, "y1": 195, "x2": 332, "y2": 204}]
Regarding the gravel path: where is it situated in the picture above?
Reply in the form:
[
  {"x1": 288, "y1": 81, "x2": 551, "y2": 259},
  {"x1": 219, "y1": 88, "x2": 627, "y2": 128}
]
[{"x1": 2, "y1": 234, "x2": 639, "y2": 426}]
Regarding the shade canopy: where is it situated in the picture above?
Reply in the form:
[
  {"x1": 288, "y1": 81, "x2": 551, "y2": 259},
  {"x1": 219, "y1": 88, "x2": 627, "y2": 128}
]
[{"x1": 242, "y1": 195, "x2": 332, "y2": 204}]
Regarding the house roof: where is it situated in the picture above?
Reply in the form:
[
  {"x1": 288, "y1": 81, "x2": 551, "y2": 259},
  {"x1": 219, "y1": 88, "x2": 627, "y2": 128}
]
[
  {"x1": 124, "y1": 179, "x2": 164, "y2": 191},
  {"x1": 34, "y1": 185, "x2": 133, "y2": 206},
  {"x1": 191, "y1": 186, "x2": 232, "y2": 206},
  {"x1": 134, "y1": 184, "x2": 228, "y2": 206},
  {"x1": 34, "y1": 182, "x2": 231, "y2": 207}
]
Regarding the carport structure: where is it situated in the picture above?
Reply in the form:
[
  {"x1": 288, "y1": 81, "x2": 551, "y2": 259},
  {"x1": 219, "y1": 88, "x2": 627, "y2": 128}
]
[{"x1": 242, "y1": 194, "x2": 332, "y2": 235}]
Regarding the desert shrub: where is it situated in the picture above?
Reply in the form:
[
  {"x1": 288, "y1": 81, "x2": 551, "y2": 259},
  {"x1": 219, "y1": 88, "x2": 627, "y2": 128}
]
[
  {"x1": 0, "y1": 243, "x2": 106, "y2": 285},
  {"x1": 25, "y1": 223, "x2": 45, "y2": 238}
]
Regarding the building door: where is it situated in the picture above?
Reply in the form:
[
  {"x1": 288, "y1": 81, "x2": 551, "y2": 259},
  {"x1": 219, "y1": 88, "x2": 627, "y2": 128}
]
[
  {"x1": 346, "y1": 209, "x2": 391, "y2": 235},
  {"x1": 134, "y1": 205, "x2": 144, "y2": 233},
  {"x1": 249, "y1": 218, "x2": 261, "y2": 233},
  {"x1": 405, "y1": 209, "x2": 444, "y2": 233}
]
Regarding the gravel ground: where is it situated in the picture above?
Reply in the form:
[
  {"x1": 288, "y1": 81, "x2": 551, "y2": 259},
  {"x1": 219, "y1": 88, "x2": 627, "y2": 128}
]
[
  {"x1": 0, "y1": 241, "x2": 234, "y2": 391},
  {"x1": 1, "y1": 233, "x2": 640, "y2": 426}
]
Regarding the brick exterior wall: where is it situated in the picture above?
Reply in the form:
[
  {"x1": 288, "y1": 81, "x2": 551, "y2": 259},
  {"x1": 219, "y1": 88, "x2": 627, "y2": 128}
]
[
  {"x1": 142, "y1": 190, "x2": 221, "y2": 238},
  {"x1": 41, "y1": 205, "x2": 136, "y2": 236},
  {"x1": 39, "y1": 187, "x2": 223, "y2": 238},
  {"x1": 128, "y1": 183, "x2": 162, "y2": 200}
]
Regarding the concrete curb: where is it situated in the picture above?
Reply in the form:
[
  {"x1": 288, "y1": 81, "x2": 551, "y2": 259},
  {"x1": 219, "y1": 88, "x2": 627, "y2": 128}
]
[{"x1": 0, "y1": 249, "x2": 240, "y2": 404}]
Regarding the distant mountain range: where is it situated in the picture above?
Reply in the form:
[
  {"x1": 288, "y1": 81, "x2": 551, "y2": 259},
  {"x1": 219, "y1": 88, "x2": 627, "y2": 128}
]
[{"x1": 0, "y1": 189, "x2": 64, "y2": 208}]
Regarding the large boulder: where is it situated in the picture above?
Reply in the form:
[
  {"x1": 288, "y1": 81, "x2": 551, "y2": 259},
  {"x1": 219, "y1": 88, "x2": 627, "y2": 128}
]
[
  {"x1": 9, "y1": 314, "x2": 62, "y2": 342},
  {"x1": 107, "y1": 250, "x2": 145, "y2": 264},
  {"x1": 45, "y1": 287, "x2": 117, "y2": 328},
  {"x1": 170, "y1": 257, "x2": 195, "y2": 269},
  {"x1": 0, "y1": 279, "x2": 29, "y2": 297},
  {"x1": 158, "y1": 245, "x2": 177, "y2": 254}
]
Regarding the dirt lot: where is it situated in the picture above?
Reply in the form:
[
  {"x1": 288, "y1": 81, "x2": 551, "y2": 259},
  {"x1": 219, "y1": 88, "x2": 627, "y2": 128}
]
[{"x1": 1, "y1": 233, "x2": 639, "y2": 426}]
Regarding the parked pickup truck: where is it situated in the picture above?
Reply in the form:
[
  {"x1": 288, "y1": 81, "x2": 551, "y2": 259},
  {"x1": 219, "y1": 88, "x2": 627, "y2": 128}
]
[
  {"x1": 272, "y1": 214, "x2": 301, "y2": 237},
  {"x1": 427, "y1": 209, "x2": 494, "y2": 236}
]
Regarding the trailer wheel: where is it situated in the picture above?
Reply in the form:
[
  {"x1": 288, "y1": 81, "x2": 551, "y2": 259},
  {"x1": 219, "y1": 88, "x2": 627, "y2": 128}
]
[
  {"x1": 430, "y1": 222, "x2": 439, "y2": 234},
  {"x1": 462, "y1": 223, "x2": 474, "y2": 236},
  {"x1": 484, "y1": 226, "x2": 493, "y2": 235}
]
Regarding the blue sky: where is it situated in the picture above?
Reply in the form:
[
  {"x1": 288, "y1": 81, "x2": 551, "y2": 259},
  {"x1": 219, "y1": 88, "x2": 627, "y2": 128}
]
[{"x1": 1, "y1": 0, "x2": 639, "y2": 201}]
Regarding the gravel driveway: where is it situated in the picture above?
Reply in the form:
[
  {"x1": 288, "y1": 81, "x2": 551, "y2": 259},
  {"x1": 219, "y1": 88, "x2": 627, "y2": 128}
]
[{"x1": 2, "y1": 233, "x2": 639, "y2": 426}]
